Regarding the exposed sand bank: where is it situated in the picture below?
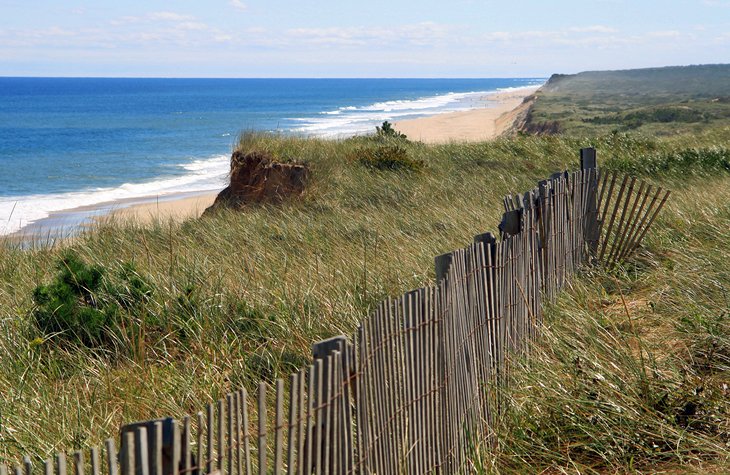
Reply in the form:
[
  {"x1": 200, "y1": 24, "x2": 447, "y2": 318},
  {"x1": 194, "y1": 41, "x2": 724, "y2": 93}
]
[
  {"x1": 11, "y1": 86, "x2": 539, "y2": 234},
  {"x1": 394, "y1": 86, "x2": 539, "y2": 143},
  {"x1": 114, "y1": 87, "x2": 539, "y2": 225}
]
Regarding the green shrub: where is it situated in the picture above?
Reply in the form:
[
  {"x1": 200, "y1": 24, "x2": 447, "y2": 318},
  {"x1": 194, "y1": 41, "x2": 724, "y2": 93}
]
[
  {"x1": 32, "y1": 251, "x2": 152, "y2": 348},
  {"x1": 375, "y1": 121, "x2": 407, "y2": 140},
  {"x1": 352, "y1": 145, "x2": 424, "y2": 172}
]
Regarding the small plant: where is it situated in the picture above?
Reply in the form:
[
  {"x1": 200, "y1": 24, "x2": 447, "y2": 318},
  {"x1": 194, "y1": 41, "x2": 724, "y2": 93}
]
[
  {"x1": 32, "y1": 251, "x2": 152, "y2": 348},
  {"x1": 375, "y1": 121, "x2": 407, "y2": 140},
  {"x1": 352, "y1": 145, "x2": 424, "y2": 172}
]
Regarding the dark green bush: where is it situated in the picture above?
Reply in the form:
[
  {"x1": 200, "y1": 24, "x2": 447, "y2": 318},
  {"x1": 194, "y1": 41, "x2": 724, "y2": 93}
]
[
  {"x1": 375, "y1": 121, "x2": 407, "y2": 140},
  {"x1": 352, "y1": 145, "x2": 424, "y2": 172},
  {"x1": 32, "y1": 251, "x2": 152, "y2": 348}
]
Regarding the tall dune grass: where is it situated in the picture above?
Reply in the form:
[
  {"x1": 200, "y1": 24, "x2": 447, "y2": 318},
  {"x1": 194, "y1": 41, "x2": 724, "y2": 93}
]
[{"x1": 1, "y1": 130, "x2": 729, "y2": 472}]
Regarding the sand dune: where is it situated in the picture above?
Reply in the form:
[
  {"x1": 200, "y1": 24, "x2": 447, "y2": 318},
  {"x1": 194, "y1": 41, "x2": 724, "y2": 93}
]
[{"x1": 111, "y1": 86, "x2": 539, "y2": 225}]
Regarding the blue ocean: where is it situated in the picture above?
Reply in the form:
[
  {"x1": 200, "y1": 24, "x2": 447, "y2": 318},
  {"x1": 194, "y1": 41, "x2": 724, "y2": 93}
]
[{"x1": 0, "y1": 78, "x2": 544, "y2": 235}]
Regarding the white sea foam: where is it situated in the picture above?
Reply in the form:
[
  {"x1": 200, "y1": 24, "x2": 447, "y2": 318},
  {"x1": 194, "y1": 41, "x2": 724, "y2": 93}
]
[
  {"x1": 0, "y1": 154, "x2": 229, "y2": 236},
  {"x1": 1, "y1": 82, "x2": 544, "y2": 236},
  {"x1": 289, "y1": 86, "x2": 541, "y2": 138}
]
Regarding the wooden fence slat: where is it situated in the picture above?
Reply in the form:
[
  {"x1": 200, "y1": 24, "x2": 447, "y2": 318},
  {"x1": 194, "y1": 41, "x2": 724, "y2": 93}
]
[
  {"x1": 322, "y1": 354, "x2": 333, "y2": 475},
  {"x1": 303, "y1": 365, "x2": 315, "y2": 475},
  {"x1": 606, "y1": 180, "x2": 643, "y2": 267},
  {"x1": 626, "y1": 189, "x2": 671, "y2": 257},
  {"x1": 599, "y1": 174, "x2": 629, "y2": 261},
  {"x1": 296, "y1": 369, "x2": 307, "y2": 475},
  {"x1": 227, "y1": 394, "x2": 234, "y2": 475},
  {"x1": 73, "y1": 452, "x2": 84, "y2": 475},
  {"x1": 217, "y1": 399, "x2": 225, "y2": 475},
  {"x1": 120, "y1": 434, "x2": 132, "y2": 475},
  {"x1": 257, "y1": 383, "x2": 267, "y2": 475},
  {"x1": 150, "y1": 422, "x2": 162, "y2": 475},
  {"x1": 105, "y1": 439, "x2": 118, "y2": 475},
  {"x1": 313, "y1": 359, "x2": 324, "y2": 475},
  {"x1": 57, "y1": 452, "x2": 68, "y2": 475},
  {"x1": 611, "y1": 182, "x2": 651, "y2": 266},
  {"x1": 233, "y1": 394, "x2": 241, "y2": 475},
  {"x1": 135, "y1": 427, "x2": 149, "y2": 475},
  {"x1": 182, "y1": 417, "x2": 192, "y2": 475},
  {"x1": 171, "y1": 421, "x2": 181, "y2": 475},
  {"x1": 195, "y1": 412, "x2": 204, "y2": 475},
  {"x1": 240, "y1": 390, "x2": 252, "y2": 475},
  {"x1": 206, "y1": 405, "x2": 214, "y2": 475},
  {"x1": 90, "y1": 448, "x2": 100, "y2": 475},
  {"x1": 287, "y1": 373, "x2": 298, "y2": 475},
  {"x1": 274, "y1": 379, "x2": 284, "y2": 475}
]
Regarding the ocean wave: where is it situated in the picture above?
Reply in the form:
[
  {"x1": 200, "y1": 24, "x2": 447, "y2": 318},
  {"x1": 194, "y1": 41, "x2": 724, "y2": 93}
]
[
  {"x1": 0, "y1": 154, "x2": 229, "y2": 236},
  {"x1": 291, "y1": 89, "x2": 511, "y2": 137}
]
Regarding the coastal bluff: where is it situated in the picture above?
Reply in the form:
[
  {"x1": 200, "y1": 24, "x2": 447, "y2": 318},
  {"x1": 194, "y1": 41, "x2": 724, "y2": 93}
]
[{"x1": 204, "y1": 150, "x2": 309, "y2": 214}]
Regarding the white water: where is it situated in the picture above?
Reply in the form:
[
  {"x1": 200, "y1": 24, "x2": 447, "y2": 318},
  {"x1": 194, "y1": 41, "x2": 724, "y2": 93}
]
[
  {"x1": 0, "y1": 85, "x2": 540, "y2": 236},
  {"x1": 0, "y1": 154, "x2": 229, "y2": 235}
]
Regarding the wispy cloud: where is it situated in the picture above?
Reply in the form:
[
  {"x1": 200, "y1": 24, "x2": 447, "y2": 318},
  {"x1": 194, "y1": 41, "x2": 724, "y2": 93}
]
[
  {"x1": 286, "y1": 22, "x2": 456, "y2": 47},
  {"x1": 112, "y1": 11, "x2": 197, "y2": 25},
  {"x1": 568, "y1": 25, "x2": 618, "y2": 33},
  {"x1": 229, "y1": 0, "x2": 248, "y2": 11}
]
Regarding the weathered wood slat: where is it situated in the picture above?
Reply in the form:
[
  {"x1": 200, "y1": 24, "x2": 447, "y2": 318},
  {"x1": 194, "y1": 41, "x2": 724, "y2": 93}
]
[
  {"x1": 105, "y1": 439, "x2": 118, "y2": 475},
  {"x1": 257, "y1": 383, "x2": 267, "y2": 475},
  {"x1": 274, "y1": 379, "x2": 284, "y2": 475}
]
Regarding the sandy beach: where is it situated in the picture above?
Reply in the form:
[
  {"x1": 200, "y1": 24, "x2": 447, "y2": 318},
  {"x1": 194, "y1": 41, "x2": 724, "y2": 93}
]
[
  {"x1": 113, "y1": 87, "x2": 538, "y2": 225},
  {"x1": 8, "y1": 85, "x2": 538, "y2": 236},
  {"x1": 394, "y1": 86, "x2": 538, "y2": 143},
  {"x1": 106, "y1": 193, "x2": 218, "y2": 226}
]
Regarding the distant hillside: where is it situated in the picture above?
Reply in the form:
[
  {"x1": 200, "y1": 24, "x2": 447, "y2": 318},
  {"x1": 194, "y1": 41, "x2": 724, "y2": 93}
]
[{"x1": 521, "y1": 64, "x2": 730, "y2": 136}]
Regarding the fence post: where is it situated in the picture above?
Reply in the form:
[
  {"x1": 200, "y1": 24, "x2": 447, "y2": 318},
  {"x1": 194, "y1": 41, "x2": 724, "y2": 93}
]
[
  {"x1": 580, "y1": 147, "x2": 600, "y2": 258},
  {"x1": 311, "y1": 335, "x2": 354, "y2": 474},
  {"x1": 434, "y1": 252, "x2": 453, "y2": 284},
  {"x1": 120, "y1": 419, "x2": 180, "y2": 475},
  {"x1": 499, "y1": 209, "x2": 522, "y2": 238}
]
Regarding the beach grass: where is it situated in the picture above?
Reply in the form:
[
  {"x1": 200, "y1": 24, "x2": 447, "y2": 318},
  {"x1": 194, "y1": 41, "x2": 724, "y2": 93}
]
[
  {"x1": 1, "y1": 129, "x2": 730, "y2": 472},
  {"x1": 524, "y1": 64, "x2": 730, "y2": 137}
]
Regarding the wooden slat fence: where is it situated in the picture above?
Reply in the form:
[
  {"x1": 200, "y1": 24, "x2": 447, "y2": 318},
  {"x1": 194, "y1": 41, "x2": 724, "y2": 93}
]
[{"x1": 2, "y1": 149, "x2": 669, "y2": 474}]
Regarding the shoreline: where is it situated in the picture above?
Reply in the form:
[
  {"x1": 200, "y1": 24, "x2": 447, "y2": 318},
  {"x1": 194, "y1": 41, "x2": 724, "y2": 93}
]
[
  {"x1": 393, "y1": 86, "x2": 538, "y2": 143},
  {"x1": 3, "y1": 85, "x2": 540, "y2": 240},
  {"x1": 4, "y1": 190, "x2": 219, "y2": 243}
]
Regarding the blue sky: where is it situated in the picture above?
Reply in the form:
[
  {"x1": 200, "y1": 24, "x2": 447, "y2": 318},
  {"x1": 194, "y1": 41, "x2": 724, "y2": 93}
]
[{"x1": 1, "y1": 0, "x2": 728, "y2": 77}]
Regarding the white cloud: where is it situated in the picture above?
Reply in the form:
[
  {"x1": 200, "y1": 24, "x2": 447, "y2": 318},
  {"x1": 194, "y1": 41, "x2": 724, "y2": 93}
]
[
  {"x1": 112, "y1": 11, "x2": 197, "y2": 25},
  {"x1": 568, "y1": 25, "x2": 618, "y2": 34},
  {"x1": 229, "y1": 0, "x2": 248, "y2": 11},
  {"x1": 645, "y1": 30, "x2": 682, "y2": 38},
  {"x1": 286, "y1": 22, "x2": 455, "y2": 47}
]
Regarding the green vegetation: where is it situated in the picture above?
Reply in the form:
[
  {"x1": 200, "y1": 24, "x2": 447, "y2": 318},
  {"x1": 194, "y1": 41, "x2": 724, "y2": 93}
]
[
  {"x1": 525, "y1": 64, "x2": 730, "y2": 136},
  {"x1": 3, "y1": 67, "x2": 730, "y2": 472},
  {"x1": 350, "y1": 144, "x2": 424, "y2": 172},
  {"x1": 487, "y1": 173, "x2": 730, "y2": 473},
  {"x1": 375, "y1": 120, "x2": 408, "y2": 140},
  {"x1": 32, "y1": 251, "x2": 152, "y2": 348}
]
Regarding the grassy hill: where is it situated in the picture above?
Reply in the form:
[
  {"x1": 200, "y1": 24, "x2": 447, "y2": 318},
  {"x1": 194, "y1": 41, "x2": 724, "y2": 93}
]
[
  {"x1": 523, "y1": 64, "x2": 730, "y2": 137},
  {"x1": 2, "y1": 70, "x2": 730, "y2": 472}
]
